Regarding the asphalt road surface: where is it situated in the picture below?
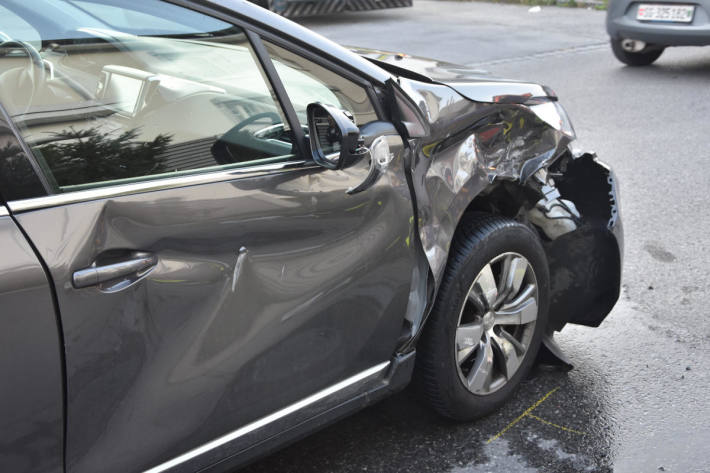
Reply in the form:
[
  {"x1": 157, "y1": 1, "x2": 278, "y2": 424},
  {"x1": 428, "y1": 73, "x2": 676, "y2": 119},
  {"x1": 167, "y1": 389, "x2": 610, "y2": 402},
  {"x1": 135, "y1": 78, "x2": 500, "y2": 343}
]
[{"x1": 243, "y1": 2, "x2": 710, "y2": 472}]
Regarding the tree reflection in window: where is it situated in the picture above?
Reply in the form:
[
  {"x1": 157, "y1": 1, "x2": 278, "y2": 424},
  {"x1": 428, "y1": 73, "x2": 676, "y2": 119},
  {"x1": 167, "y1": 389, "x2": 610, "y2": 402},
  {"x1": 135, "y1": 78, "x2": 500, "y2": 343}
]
[
  {"x1": 35, "y1": 127, "x2": 172, "y2": 188},
  {"x1": 0, "y1": 139, "x2": 46, "y2": 199}
]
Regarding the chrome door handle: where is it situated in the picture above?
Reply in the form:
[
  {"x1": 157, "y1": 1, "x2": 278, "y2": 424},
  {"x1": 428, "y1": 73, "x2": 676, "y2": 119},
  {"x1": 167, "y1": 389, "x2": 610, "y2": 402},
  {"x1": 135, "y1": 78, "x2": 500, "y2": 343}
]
[{"x1": 73, "y1": 252, "x2": 157, "y2": 289}]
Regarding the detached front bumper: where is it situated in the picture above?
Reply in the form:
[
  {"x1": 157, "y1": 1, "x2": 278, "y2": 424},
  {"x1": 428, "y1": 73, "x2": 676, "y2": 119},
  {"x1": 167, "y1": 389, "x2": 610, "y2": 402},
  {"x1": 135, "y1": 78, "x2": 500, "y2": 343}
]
[
  {"x1": 607, "y1": 0, "x2": 710, "y2": 46},
  {"x1": 545, "y1": 153, "x2": 623, "y2": 331}
]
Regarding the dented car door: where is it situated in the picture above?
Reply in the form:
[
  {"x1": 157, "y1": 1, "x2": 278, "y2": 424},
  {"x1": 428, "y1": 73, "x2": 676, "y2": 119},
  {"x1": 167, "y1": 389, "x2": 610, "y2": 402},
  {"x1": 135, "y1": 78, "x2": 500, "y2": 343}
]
[
  {"x1": 0, "y1": 3, "x2": 418, "y2": 472},
  {"x1": 12, "y1": 157, "x2": 417, "y2": 473}
]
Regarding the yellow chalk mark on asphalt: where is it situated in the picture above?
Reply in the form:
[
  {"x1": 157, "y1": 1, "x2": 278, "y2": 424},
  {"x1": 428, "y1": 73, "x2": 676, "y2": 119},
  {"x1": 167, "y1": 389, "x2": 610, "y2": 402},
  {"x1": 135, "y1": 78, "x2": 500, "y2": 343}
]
[
  {"x1": 528, "y1": 414, "x2": 585, "y2": 435},
  {"x1": 486, "y1": 386, "x2": 560, "y2": 444}
]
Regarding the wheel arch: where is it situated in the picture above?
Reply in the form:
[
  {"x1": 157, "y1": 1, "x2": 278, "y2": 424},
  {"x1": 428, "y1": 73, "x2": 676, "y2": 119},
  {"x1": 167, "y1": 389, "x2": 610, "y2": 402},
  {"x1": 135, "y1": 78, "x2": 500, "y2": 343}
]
[
  {"x1": 436, "y1": 151, "x2": 623, "y2": 334},
  {"x1": 404, "y1": 149, "x2": 622, "y2": 355},
  {"x1": 389, "y1": 79, "x2": 622, "y2": 351}
]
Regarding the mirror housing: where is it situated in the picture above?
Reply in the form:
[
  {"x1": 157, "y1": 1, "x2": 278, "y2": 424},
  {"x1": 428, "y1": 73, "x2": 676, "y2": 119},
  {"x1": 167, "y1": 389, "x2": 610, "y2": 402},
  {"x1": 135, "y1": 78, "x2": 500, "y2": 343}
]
[{"x1": 306, "y1": 103, "x2": 365, "y2": 169}]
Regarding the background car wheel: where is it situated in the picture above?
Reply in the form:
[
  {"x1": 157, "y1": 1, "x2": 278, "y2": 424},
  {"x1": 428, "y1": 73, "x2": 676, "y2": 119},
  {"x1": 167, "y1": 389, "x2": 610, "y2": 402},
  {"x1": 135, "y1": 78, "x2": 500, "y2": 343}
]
[
  {"x1": 415, "y1": 213, "x2": 549, "y2": 421},
  {"x1": 610, "y1": 38, "x2": 664, "y2": 66}
]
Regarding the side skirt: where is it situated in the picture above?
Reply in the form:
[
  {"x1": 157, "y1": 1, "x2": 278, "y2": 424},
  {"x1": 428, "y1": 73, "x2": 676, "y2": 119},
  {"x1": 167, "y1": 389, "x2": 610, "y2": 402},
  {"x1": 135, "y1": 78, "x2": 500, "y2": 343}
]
[{"x1": 145, "y1": 352, "x2": 416, "y2": 473}]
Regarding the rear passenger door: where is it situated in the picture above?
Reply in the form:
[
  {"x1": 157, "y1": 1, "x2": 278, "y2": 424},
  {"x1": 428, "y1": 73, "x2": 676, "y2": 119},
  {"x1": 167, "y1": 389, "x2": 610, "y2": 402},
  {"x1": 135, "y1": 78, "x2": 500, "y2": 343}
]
[{"x1": 0, "y1": 1, "x2": 416, "y2": 472}]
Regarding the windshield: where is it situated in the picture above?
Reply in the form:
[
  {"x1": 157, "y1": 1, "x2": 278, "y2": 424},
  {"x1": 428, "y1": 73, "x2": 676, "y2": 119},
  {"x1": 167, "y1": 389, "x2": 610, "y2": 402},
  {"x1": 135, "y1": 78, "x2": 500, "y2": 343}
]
[{"x1": 2, "y1": 0, "x2": 234, "y2": 40}]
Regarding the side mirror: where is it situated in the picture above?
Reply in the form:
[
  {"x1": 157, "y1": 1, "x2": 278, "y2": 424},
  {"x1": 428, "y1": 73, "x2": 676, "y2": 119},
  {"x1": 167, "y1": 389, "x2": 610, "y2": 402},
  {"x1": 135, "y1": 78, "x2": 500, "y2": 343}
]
[{"x1": 306, "y1": 103, "x2": 365, "y2": 169}]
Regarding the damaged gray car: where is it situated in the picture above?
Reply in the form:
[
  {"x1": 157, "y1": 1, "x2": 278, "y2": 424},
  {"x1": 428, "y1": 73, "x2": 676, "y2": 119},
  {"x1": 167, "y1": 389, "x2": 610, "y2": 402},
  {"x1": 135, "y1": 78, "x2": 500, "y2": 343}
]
[{"x1": 0, "y1": 1, "x2": 622, "y2": 472}]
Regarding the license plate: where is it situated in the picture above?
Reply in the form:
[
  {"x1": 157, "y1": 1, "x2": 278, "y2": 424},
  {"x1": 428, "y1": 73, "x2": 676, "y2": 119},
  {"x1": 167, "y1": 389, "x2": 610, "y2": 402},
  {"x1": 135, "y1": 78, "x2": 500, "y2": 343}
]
[{"x1": 637, "y1": 4, "x2": 695, "y2": 22}]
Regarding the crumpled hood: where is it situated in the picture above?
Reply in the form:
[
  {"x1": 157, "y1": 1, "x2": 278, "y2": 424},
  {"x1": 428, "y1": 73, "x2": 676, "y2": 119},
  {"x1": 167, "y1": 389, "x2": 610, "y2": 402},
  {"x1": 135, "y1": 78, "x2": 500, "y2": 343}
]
[{"x1": 350, "y1": 47, "x2": 557, "y2": 104}]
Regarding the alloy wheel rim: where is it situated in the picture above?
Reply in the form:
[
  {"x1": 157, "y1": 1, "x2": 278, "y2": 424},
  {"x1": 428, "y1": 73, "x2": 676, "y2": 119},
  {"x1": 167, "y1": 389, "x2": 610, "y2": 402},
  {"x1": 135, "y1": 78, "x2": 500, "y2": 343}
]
[{"x1": 455, "y1": 252, "x2": 539, "y2": 395}]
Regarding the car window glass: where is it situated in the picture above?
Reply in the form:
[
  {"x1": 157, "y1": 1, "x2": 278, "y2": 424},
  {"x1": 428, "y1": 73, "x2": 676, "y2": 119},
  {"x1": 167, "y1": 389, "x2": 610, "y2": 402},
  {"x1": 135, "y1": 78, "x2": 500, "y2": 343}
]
[
  {"x1": 263, "y1": 41, "x2": 378, "y2": 127},
  {"x1": 68, "y1": 0, "x2": 231, "y2": 36},
  {"x1": 0, "y1": 5, "x2": 41, "y2": 47},
  {"x1": 0, "y1": 0, "x2": 297, "y2": 195}
]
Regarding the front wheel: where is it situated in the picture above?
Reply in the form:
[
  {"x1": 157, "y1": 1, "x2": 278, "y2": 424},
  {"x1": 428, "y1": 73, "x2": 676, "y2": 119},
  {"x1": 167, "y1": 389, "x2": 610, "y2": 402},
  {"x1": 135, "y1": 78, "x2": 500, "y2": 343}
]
[
  {"x1": 610, "y1": 38, "x2": 665, "y2": 66},
  {"x1": 414, "y1": 214, "x2": 549, "y2": 420}
]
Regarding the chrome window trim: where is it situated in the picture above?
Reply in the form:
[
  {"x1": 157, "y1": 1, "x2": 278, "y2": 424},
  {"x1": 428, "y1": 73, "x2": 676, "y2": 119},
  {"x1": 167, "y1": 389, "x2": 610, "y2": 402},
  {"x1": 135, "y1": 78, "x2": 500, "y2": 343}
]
[
  {"x1": 142, "y1": 361, "x2": 391, "y2": 473},
  {"x1": 8, "y1": 160, "x2": 316, "y2": 213},
  {"x1": 0, "y1": 206, "x2": 9, "y2": 217}
]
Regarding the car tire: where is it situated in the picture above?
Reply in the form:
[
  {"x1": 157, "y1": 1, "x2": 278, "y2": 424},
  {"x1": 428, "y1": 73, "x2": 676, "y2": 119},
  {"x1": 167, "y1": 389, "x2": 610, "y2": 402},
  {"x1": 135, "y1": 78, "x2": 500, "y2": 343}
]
[
  {"x1": 610, "y1": 39, "x2": 665, "y2": 66},
  {"x1": 414, "y1": 213, "x2": 549, "y2": 421}
]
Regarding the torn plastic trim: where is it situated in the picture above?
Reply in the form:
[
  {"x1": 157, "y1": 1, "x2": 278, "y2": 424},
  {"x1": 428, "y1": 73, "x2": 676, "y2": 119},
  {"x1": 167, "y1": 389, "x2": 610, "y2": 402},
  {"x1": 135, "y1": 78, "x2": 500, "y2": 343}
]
[
  {"x1": 527, "y1": 168, "x2": 581, "y2": 241},
  {"x1": 537, "y1": 333, "x2": 574, "y2": 370},
  {"x1": 571, "y1": 149, "x2": 622, "y2": 235},
  {"x1": 518, "y1": 148, "x2": 559, "y2": 184},
  {"x1": 540, "y1": 152, "x2": 623, "y2": 330},
  {"x1": 516, "y1": 150, "x2": 621, "y2": 333}
]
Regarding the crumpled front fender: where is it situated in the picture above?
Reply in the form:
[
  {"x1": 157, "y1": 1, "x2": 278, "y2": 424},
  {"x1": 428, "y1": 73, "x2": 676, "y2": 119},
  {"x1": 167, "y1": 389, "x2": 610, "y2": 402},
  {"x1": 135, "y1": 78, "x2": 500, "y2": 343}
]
[
  {"x1": 393, "y1": 78, "x2": 575, "y2": 285},
  {"x1": 389, "y1": 78, "x2": 622, "y2": 334}
]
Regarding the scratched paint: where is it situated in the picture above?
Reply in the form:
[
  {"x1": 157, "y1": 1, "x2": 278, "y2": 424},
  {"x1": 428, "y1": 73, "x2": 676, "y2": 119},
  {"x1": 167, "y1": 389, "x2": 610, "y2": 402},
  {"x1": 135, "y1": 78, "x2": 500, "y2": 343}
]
[{"x1": 232, "y1": 247, "x2": 248, "y2": 293}]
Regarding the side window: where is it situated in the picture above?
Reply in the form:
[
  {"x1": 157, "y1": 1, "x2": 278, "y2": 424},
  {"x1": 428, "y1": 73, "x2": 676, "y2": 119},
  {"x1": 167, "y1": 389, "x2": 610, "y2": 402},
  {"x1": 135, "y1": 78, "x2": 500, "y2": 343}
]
[
  {"x1": 0, "y1": 0, "x2": 297, "y2": 195},
  {"x1": 263, "y1": 41, "x2": 378, "y2": 128}
]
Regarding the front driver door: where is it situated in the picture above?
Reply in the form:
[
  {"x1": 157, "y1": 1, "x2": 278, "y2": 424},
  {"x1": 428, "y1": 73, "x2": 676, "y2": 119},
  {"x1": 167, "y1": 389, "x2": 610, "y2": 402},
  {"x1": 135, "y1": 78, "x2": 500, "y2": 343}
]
[{"x1": 1, "y1": 1, "x2": 416, "y2": 471}]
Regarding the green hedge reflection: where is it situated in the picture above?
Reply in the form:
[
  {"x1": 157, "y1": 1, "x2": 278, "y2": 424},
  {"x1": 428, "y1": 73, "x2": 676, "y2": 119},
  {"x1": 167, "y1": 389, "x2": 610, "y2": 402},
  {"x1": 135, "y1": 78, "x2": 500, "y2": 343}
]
[
  {"x1": 36, "y1": 127, "x2": 172, "y2": 187},
  {"x1": 0, "y1": 139, "x2": 46, "y2": 199}
]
